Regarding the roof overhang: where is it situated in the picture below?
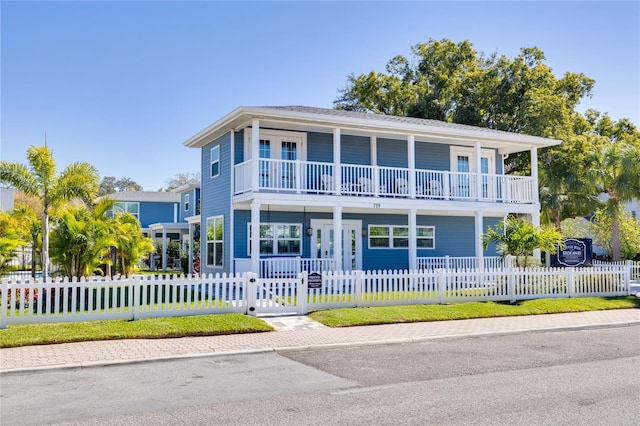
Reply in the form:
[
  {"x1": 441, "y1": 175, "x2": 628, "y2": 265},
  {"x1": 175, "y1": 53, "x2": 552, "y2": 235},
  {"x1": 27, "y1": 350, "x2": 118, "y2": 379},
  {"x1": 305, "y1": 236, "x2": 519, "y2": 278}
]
[{"x1": 183, "y1": 106, "x2": 561, "y2": 155}]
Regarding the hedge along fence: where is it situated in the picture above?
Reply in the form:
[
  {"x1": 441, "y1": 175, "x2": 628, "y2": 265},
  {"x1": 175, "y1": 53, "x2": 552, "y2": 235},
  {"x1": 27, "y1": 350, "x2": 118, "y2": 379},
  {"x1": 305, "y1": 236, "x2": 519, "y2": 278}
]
[{"x1": 1, "y1": 265, "x2": 633, "y2": 328}]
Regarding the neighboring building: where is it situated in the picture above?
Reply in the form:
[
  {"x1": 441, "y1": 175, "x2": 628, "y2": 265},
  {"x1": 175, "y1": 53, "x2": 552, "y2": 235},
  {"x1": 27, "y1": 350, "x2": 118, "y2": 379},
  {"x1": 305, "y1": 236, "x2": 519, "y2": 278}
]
[
  {"x1": 99, "y1": 190, "x2": 182, "y2": 270},
  {"x1": 183, "y1": 105, "x2": 561, "y2": 276},
  {"x1": 0, "y1": 188, "x2": 14, "y2": 212}
]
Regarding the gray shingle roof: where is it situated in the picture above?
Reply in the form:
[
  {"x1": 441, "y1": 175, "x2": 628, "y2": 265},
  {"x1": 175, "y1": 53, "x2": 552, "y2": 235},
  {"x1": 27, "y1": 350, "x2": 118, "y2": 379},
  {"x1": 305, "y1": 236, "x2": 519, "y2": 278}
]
[
  {"x1": 97, "y1": 191, "x2": 180, "y2": 203},
  {"x1": 260, "y1": 105, "x2": 526, "y2": 138}
]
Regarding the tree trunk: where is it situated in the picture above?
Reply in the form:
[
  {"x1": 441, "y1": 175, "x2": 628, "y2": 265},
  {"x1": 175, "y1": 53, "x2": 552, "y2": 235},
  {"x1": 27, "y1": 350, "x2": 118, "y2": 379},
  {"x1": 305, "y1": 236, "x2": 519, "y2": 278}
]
[
  {"x1": 611, "y1": 211, "x2": 622, "y2": 261},
  {"x1": 42, "y1": 208, "x2": 49, "y2": 282}
]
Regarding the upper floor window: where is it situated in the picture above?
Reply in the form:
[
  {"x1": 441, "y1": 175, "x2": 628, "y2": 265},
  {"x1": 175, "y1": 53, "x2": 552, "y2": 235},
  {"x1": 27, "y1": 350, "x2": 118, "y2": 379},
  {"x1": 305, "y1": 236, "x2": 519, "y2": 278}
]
[
  {"x1": 108, "y1": 202, "x2": 140, "y2": 220},
  {"x1": 211, "y1": 146, "x2": 220, "y2": 178},
  {"x1": 184, "y1": 193, "x2": 190, "y2": 211}
]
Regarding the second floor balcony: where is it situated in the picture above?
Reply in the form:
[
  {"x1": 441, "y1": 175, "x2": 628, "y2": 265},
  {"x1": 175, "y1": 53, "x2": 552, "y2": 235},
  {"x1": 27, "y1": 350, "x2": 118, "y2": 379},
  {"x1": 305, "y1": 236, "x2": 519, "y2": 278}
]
[{"x1": 234, "y1": 159, "x2": 535, "y2": 204}]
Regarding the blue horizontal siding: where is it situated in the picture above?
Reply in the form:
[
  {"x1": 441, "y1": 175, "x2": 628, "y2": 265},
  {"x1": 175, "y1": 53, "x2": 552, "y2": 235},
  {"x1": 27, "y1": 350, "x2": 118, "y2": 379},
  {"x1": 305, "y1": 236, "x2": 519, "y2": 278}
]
[
  {"x1": 234, "y1": 210, "x2": 500, "y2": 271},
  {"x1": 307, "y1": 131, "x2": 333, "y2": 162},
  {"x1": 139, "y1": 202, "x2": 176, "y2": 227},
  {"x1": 415, "y1": 142, "x2": 449, "y2": 170},
  {"x1": 377, "y1": 138, "x2": 407, "y2": 167}
]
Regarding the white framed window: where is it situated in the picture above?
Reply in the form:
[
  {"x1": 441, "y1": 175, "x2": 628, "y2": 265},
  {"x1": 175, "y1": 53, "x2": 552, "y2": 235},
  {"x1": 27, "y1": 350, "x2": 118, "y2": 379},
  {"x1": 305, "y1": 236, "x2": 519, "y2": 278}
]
[
  {"x1": 184, "y1": 193, "x2": 190, "y2": 211},
  {"x1": 368, "y1": 225, "x2": 435, "y2": 249},
  {"x1": 417, "y1": 226, "x2": 435, "y2": 249},
  {"x1": 206, "y1": 215, "x2": 224, "y2": 267},
  {"x1": 109, "y1": 202, "x2": 140, "y2": 220},
  {"x1": 211, "y1": 145, "x2": 220, "y2": 178},
  {"x1": 248, "y1": 223, "x2": 302, "y2": 255}
]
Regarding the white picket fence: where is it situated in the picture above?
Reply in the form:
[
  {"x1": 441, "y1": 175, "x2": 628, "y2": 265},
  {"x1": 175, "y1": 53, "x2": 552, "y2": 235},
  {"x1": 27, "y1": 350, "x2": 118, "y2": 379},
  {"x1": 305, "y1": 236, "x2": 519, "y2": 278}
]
[
  {"x1": 1, "y1": 265, "x2": 633, "y2": 328},
  {"x1": 593, "y1": 260, "x2": 640, "y2": 280}
]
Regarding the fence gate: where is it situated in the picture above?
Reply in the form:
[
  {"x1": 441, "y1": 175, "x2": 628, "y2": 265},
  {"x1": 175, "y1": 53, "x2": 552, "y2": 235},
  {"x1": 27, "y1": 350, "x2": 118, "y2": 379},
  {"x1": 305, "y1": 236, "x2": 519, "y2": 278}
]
[{"x1": 246, "y1": 273, "x2": 306, "y2": 316}]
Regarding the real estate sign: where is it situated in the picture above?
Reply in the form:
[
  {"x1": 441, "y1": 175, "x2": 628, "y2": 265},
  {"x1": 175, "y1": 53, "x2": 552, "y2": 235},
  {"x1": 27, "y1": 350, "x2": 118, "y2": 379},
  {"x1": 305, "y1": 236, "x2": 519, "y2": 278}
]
[{"x1": 550, "y1": 238, "x2": 593, "y2": 267}]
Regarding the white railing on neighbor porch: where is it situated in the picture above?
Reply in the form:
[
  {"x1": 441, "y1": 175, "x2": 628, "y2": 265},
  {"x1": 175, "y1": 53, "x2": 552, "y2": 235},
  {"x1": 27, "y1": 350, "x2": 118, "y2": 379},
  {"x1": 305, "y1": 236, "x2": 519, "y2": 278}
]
[
  {"x1": 234, "y1": 159, "x2": 536, "y2": 203},
  {"x1": 2, "y1": 265, "x2": 632, "y2": 327}
]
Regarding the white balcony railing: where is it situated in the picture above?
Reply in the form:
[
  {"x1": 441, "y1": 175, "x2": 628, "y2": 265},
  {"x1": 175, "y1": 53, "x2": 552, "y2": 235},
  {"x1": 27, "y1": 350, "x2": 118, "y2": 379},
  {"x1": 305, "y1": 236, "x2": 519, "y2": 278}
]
[{"x1": 234, "y1": 159, "x2": 536, "y2": 204}]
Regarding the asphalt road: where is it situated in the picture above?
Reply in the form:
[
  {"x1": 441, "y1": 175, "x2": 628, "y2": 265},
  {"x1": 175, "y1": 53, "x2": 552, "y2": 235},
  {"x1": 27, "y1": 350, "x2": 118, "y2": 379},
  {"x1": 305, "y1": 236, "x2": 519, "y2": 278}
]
[{"x1": 1, "y1": 326, "x2": 639, "y2": 425}]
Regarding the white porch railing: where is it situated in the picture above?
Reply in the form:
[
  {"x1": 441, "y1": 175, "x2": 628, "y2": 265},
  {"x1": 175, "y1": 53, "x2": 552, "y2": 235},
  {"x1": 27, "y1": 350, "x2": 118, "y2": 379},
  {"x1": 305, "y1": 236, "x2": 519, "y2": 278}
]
[
  {"x1": 234, "y1": 159, "x2": 535, "y2": 204},
  {"x1": 258, "y1": 257, "x2": 335, "y2": 278},
  {"x1": 416, "y1": 256, "x2": 510, "y2": 271}
]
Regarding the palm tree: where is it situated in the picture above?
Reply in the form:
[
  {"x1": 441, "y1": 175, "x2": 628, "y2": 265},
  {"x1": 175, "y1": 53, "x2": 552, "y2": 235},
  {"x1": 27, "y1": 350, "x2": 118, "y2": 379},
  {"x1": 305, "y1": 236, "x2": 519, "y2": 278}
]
[
  {"x1": 50, "y1": 204, "x2": 114, "y2": 278},
  {"x1": 482, "y1": 215, "x2": 563, "y2": 267},
  {"x1": 0, "y1": 145, "x2": 99, "y2": 279},
  {"x1": 588, "y1": 141, "x2": 640, "y2": 261},
  {"x1": 110, "y1": 212, "x2": 154, "y2": 277}
]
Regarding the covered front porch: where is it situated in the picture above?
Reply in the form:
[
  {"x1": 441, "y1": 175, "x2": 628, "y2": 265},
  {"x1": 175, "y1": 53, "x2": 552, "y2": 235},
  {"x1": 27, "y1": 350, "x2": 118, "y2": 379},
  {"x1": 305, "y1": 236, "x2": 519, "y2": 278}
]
[{"x1": 232, "y1": 197, "x2": 540, "y2": 278}]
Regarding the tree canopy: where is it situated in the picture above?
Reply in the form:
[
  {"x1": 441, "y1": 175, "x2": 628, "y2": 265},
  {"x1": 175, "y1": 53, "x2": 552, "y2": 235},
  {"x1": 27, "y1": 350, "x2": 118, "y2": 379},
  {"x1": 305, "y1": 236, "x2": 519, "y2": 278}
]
[
  {"x1": 98, "y1": 176, "x2": 143, "y2": 196},
  {"x1": 335, "y1": 38, "x2": 639, "y2": 255}
]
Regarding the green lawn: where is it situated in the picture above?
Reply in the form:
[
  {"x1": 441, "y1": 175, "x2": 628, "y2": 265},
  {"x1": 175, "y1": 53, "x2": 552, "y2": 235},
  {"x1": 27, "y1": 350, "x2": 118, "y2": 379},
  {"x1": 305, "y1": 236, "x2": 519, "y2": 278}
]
[
  {"x1": 0, "y1": 313, "x2": 272, "y2": 349},
  {"x1": 1, "y1": 296, "x2": 637, "y2": 348},
  {"x1": 307, "y1": 296, "x2": 640, "y2": 327}
]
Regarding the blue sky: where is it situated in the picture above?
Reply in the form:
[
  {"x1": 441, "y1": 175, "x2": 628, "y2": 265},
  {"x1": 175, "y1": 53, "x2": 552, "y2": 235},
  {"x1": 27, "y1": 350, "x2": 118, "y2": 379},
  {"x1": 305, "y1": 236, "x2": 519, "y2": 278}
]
[{"x1": 2, "y1": 1, "x2": 638, "y2": 191}]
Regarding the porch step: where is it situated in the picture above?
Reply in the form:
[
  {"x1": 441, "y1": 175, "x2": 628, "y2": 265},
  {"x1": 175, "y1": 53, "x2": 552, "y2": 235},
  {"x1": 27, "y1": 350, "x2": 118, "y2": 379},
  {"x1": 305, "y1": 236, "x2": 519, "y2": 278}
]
[{"x1": 258, "y1": 314, "x2": 328, "y2": 332}]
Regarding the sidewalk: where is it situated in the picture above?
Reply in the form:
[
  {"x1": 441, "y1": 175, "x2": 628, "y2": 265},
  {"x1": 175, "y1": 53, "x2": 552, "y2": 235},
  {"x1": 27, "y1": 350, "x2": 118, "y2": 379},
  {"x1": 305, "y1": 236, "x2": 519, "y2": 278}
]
[{"x1": 1, "y1": 309, "x2": 638, "y2": 373}]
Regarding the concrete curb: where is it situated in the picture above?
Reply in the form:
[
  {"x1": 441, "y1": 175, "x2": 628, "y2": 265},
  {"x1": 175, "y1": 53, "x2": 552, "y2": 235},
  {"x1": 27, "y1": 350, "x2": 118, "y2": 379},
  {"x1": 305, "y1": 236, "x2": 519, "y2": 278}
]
[{"x1": 3, "y1": 320, "x2": 638, "y2": 375}]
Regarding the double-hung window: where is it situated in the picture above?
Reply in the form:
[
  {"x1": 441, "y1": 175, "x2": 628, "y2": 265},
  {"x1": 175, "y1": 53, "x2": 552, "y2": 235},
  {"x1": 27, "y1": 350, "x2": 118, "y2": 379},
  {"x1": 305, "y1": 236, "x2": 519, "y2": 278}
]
[
  {"x1": 109, "y1": 202, "x2": 140, "y2": 221},
  {"x1": 211, "y1": 146, "x2": 220, "y2": 178},
  {"x1": 184, "y1": 193, "x2": 190, "y2": 211},
  {"x1": 368, "y1": 225, "x2": 435, "y2": 249},
  {"x1": 248, "y1": 223, "x2": 302, "y2": 255},
  {"x1": 206, "y1": 215, "x2": 224, "y2": 267}
]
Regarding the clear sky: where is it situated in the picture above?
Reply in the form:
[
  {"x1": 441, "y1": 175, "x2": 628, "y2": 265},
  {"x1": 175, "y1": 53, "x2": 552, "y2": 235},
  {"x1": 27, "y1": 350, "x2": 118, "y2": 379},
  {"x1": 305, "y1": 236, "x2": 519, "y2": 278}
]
[{"x1": 1, "y1": 1, "x2": 638, "y2": 191}]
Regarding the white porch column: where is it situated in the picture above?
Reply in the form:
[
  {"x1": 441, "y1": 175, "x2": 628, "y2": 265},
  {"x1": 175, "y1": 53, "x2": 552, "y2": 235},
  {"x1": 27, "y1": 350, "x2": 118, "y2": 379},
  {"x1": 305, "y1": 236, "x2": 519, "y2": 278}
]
[
  {"x1": 408, "y1": 135, "x2": 416, "y2": 198},
  {"x1": 162, "y1": 227, "x2": 167, "y2": 270},
  {"x1": 371, "y1": 136, "x2": 379, "y2": 197},
  {"x1": 333, "y1": 128, "x2": 341, "y2": 195},
  {"x1": 530, "y1": 146, "x2": 539, "y2": 203},
  {"x1": 333, "y1": 206, "x2": 343, "y2": 271},
  {"x1": 408, "y1": 209, "x2": 417, "y2": 270},
  {"x1": 174, "y1": 203, "x2": 178, "y2": 222},
  {"x1": 475, "y1": 210, "x2": 484, "y2": 271},
  {"x1": 475, "y1": 141, "x2": 482, "y2": 200},
  {"x1": 250, "y1": 202, "x2": 261, "y2": 273},
  {"x1": 251, "y1": 119, "x2": 260, "y2": 192}
]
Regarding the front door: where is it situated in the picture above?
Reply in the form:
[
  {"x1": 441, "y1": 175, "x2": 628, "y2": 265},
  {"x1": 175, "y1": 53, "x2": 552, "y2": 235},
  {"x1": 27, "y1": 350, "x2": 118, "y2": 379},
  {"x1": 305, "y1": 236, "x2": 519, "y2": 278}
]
[
  {"x1": 311, "y1": 219, "x2": 362, "y2": 271},
  {"x1": 247, "y1": 130, "x2": 305, "y2": 190},
  {"x1": 450, "y1": 147, "x2": 495, "y2": 199}
]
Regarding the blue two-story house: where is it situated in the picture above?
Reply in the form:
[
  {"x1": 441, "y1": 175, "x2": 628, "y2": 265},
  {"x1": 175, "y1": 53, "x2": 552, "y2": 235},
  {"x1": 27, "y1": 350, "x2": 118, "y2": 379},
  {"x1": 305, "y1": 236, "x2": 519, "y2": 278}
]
[{"x1": 183, "y1": 106, "x2": 560, "y2": 277}]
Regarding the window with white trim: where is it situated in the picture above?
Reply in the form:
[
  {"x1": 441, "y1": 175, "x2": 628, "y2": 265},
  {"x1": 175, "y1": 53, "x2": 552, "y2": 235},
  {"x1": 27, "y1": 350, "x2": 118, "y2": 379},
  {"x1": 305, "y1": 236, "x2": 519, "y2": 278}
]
[
  {"x1": 210, "y1": 146, "x2": 220, "y2": 178},
  {"x1": 206, "y1": 215, "x2": 224, "y2": 267},
  {"x1": 109, "y1": 202, "x2": 140, "y2": 220},
  {"x1": 248, "y1": 223, "x2": 302, "y2": 255},
  {"x1": 184, "y1": 193, "x2": 190, "y2": 211},
  {"x1": 368, "y1": 225, "x2": 435, "y2": 249}
]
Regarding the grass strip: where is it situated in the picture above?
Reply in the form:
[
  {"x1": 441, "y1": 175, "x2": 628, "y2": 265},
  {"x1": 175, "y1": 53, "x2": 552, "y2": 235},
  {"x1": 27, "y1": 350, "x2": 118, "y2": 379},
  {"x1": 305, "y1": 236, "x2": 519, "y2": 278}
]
[
  {"x1": 307, "y1": 296, "x2": 640, "y2": 327},
  {"x1": 0, "y1": 313, "x2": 272, "y2": 349}
]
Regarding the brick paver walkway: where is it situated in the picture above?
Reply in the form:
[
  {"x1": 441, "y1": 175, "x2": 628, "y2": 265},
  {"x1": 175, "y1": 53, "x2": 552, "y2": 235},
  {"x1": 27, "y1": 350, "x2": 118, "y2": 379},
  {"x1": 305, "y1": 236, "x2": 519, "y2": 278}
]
[{"x1": 1, "y1": 309, "x2": 638, "y2": 373}]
